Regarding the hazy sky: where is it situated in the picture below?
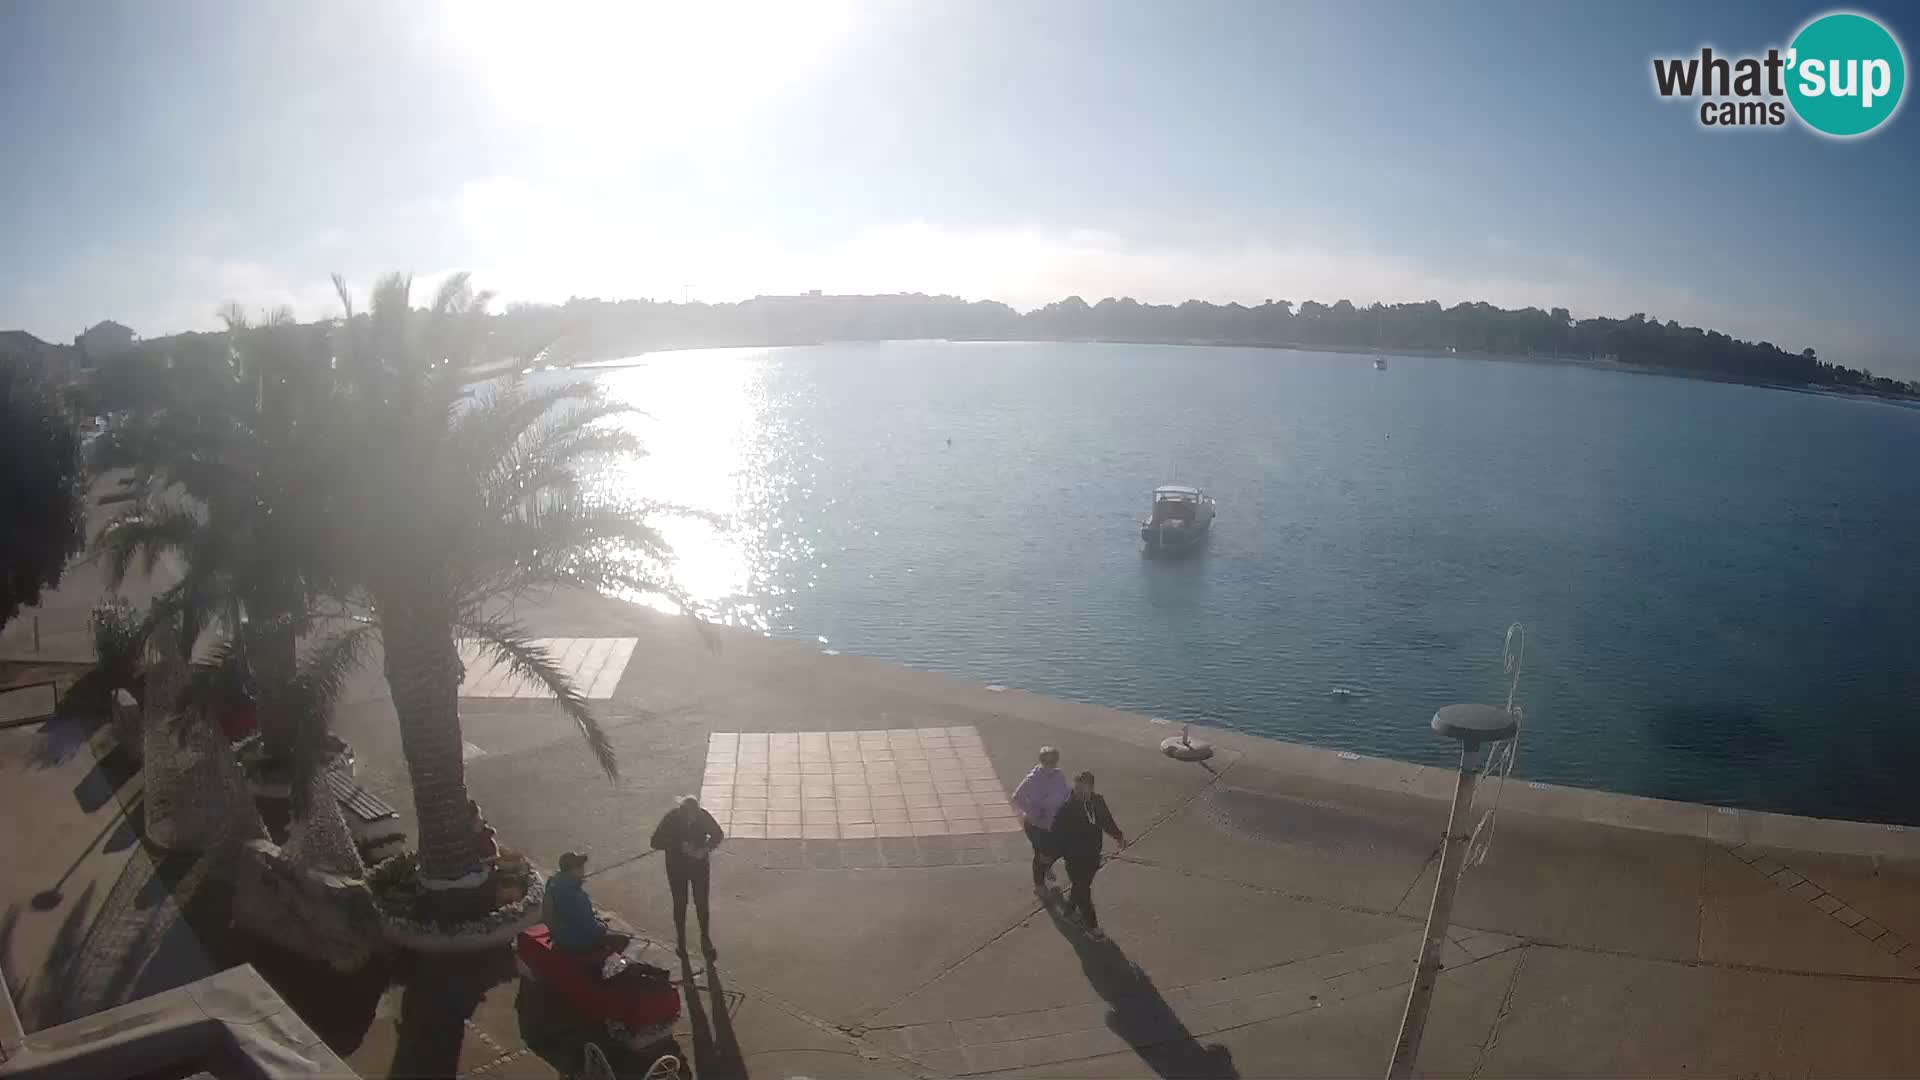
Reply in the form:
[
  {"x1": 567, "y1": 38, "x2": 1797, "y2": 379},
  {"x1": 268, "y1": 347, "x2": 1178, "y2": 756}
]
[{"x1": 1, "y1": 1, "x2": 1916, "y2": 374}]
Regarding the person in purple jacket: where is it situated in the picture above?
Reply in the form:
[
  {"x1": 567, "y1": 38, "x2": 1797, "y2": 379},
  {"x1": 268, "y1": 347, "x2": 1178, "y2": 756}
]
[{"x1": 1010, "y1": 745, "x2": 1070, "y2": 899}]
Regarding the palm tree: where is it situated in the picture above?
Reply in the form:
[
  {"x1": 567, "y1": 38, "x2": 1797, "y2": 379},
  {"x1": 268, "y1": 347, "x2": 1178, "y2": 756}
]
[
  {"x1": 184, "y1": 617, "x2": 378, "y2": 876},
  {"x1": 325, "y1": 273, "x2": 677, "y2": 908},
  {"x1": 94, "y1": 310, "x2": 342, "y2": 769}
]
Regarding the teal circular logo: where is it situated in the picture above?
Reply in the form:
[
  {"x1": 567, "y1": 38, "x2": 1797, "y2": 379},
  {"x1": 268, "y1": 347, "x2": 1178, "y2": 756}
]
[{"x1": 1787, "y1": 12, "x2": 1906, "y2": 137}]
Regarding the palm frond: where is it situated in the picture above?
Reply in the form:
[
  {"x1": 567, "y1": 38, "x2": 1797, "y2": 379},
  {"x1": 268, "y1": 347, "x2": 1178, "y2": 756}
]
[
  {"x1": 331, "y1": 273, "x2": 355, "y2": 321},
  {"x1": 483, "y1": 430, "x2": 644, "y2": 512},
  {"x1": 138, "y1": 584, "x2": 189, "y2": 643},
  {"x1": 431, "y1": 272, "x2": 473, "y2": 317},
  {"x1": 95, "y1": 500, "x2": 205, "y2": 588},
  {"x1": 456, "y1": 615, "x2": 618, "y2": 780},
  {"x1": 288, "y1": 623, "x2": 379, "y2": 722},
  {"x1": 516, "y1": 402, "x2": 641, "y2": 461},
  {"x1": 172, "y1": 548, "x2": 239, "y2": 661},
  {"x1": 459, "y1": 495, "x2": 675, "y2": 605},
  {"x1": 454, "y1": 378, "x2": 606, "y2": 476},
  {"x1": 372, "y1": 272, "x2": 413, "y2": 316},
  {"x1": 367, "y1": 273, "x2": 416, "y2": 381},
  {"x1": 282, "y1": 623, "x2": 379, "y2": 815}
]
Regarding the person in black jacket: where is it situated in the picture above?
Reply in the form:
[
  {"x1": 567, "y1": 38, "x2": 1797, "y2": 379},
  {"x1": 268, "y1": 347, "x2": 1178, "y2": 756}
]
[
  {"x1": 1049, "y1": 771, "x2": 1126, "y2": 940},
  {"x1": 650, "y1": 795, "x2": 725, "y2": 958}
]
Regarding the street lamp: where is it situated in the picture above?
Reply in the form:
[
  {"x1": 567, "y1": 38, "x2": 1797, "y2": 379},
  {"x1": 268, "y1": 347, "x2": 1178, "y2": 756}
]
[{"x1": 1386, "y1": 624, "x2": 1524, "y2": 1080}]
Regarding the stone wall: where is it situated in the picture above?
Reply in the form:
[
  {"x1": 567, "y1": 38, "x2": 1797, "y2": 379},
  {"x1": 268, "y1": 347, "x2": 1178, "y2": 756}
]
[{"x1": 232, "y1": 839, "x2": 385, "y2": 974}]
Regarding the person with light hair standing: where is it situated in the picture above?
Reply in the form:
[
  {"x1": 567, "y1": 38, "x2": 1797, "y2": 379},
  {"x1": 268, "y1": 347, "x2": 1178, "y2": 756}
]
[
  {"x1": 1010, "y1": 745, "x2": 1070, "y2": 899},
  {"x1": 650, "y1": 794, "x2": 725, "y2": 959}
]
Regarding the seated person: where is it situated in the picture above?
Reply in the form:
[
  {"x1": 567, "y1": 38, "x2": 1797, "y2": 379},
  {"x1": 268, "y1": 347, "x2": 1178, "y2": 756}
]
[{"x1": 546, "y1": 850, "x2": 632, "y2": 961}]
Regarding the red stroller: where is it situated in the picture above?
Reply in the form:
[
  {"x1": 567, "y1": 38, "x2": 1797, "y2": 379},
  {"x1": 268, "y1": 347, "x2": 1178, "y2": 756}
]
[{"x1": 514, "y1": 924, "x2": 682, "y2": 1051}]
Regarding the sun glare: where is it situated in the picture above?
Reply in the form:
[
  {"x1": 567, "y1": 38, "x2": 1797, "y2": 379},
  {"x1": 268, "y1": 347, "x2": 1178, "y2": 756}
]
[{"x1": 443, "y1": 0, "x2": 858, "y2": 146}]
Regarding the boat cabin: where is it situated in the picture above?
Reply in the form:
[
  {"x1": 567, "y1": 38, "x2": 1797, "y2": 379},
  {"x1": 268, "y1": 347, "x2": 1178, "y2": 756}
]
[{"x1": 1149, "y1": 485, "x2": 1206, "y2": 525}]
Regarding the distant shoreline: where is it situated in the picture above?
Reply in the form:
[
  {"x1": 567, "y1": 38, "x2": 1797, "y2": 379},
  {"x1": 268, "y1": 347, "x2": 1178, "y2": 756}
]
[
  {"x1": 929, "y1": 335, "x2": 1920, "y2": 405},
  {"x1": 593, "y1": 334, "x2": 1911, "y2": 406}
]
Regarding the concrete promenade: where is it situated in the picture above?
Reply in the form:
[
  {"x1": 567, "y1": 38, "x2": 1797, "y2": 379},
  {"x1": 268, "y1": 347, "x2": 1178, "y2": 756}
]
[
  {"x1": 334, "y1": 588, "x2": 1920, "y2": 1077},
  {"x1": 9, "y1": 567, "x2": 1920, "y2": 1076}
]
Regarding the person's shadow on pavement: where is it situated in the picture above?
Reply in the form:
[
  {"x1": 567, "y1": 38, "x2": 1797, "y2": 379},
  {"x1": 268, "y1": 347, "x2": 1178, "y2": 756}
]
[
  {"x1": 1046, "y1": 904, "x2": 1238, "y2": 1080},
  {"x1": 388, "y1": 950, "x2": 515, "y2": 1078},
  {"x1": 679, "y1": 952, "x2": 748, "y2": 1079}
]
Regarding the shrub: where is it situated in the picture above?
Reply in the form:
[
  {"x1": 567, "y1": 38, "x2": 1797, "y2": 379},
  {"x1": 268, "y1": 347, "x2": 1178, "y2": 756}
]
[{"x1": 0, "y1": 363, "x2": 85, "y2": 628}]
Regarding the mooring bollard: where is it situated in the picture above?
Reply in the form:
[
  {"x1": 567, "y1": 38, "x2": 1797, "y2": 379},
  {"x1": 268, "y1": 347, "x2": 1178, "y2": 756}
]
[{"x1": 1162, "y1": 722, "x2": 1215, "y2": 761}]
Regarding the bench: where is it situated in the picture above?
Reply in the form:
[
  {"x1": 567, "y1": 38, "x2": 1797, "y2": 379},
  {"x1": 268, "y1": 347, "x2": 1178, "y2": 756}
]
[
  {"x1": 325, "y1": 770, "x2": 407, "y2": 861},
  {"x1": 0, "y1": 679, "x2": 58, "y2": 730}
]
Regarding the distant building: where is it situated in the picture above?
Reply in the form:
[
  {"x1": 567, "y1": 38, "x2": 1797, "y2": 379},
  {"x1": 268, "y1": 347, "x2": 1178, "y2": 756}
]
[{"x1": 76, "y1": 319, "x2": 137, "y2": 357}]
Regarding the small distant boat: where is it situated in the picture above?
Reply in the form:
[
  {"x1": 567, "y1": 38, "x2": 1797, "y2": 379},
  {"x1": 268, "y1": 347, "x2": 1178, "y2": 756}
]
[
  {"x1": 1373, "y1": 355, "x2": 1387, "y2": 370},
  {"x1": 1141, "y1": 484, "x2": 1215, "y2": 554}
]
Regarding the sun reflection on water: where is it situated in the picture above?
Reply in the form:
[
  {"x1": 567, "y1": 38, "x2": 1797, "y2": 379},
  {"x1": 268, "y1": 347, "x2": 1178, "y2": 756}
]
[{"x1": 587, "y1": 348, "x2": 819, "y2": 633}]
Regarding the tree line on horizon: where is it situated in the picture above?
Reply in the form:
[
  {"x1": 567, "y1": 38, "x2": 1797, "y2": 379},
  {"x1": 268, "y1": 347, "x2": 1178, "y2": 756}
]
[
  {"x1": 35, "y1": 291, "x2": 1915, "y2": 410},
  {"x1": 480, "y1": 292, "x2": 1911, "y2": 395}
]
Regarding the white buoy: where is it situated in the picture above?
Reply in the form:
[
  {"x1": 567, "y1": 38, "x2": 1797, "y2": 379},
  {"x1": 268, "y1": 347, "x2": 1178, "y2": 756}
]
[{"x1": 1161, "y1": 723, "x2": 1214, "y2": 762}]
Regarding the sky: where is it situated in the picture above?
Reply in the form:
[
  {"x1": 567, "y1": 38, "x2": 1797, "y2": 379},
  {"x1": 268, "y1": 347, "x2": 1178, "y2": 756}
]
[{"x1": 0, "y1": 0, "x2": 1916, "y2": 375}]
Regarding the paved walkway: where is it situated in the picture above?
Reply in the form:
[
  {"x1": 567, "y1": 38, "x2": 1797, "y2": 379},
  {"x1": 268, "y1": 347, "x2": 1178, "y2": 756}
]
[
  {"x1": 11, "y1": 528, "x2": 1920, "y2": 1076},
  {"x1": 0, "y1": 716, "x2": 223, "y2": 1041},
  {"x1": 312, "y1": 588, "x2": 1920, "y2": 1078}
]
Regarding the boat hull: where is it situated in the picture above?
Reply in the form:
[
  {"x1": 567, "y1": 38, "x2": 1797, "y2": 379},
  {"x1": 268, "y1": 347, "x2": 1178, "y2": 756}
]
[{"x1": 1141, "y1": 521, "x2": 1210, "y2": 554}]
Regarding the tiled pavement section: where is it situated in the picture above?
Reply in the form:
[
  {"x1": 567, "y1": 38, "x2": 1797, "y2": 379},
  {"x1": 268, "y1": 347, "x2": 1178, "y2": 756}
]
[
  {"x1": 702, "y1": 728, "x2": 1024, "y2": 840},
  {"x1": 1723, "y1": 841, "x2": 1920, "y2": 968},
  {"x1": 709, "y1": 833, "x2": 1032, "y2": 872},
  {"x1": 455, "y1": 637, "x2": 638, "y2": 699},
  {"x1": 866, "y1": 929, "x2": 1522, "y2": 1076}
]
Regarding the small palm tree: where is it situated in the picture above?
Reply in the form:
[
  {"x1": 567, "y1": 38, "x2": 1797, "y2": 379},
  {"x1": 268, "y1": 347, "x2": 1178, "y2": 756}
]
[
  {"x1": 326, "y1": 273, "x2": 677, "y2": 907},
  {"x1": 184, "y1": 619, "x2": 379, "y2": 876},
  {"x1": 94, "y1": 310, "x2": 341, "y2": 765}
]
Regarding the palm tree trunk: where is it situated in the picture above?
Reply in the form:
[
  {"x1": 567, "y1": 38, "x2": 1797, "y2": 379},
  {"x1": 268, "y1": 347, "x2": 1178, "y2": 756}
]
[
  {"x1": 142, "y1": 628, "x2": 193, "y2": 851},
  {"x1": 378, "y1": 600, "x2": 485, "y2": 900},
  {"x1": 288, "y1": 770, "x2": 366, "y2": 879},
  {"x1": 252, "y1": 618, "x2": 298, "y2": 763}
]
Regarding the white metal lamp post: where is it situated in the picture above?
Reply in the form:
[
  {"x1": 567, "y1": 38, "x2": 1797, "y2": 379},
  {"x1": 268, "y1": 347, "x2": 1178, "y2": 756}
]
[{"x1": 1386, "y1": 626, "x2": 1524, "y2": 1080}]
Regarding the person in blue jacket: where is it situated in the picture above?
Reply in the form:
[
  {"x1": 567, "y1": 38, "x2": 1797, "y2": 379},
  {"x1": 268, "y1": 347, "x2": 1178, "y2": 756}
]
[{"x1": 547, "y1": 850, "x2": 631, "y2": 961}]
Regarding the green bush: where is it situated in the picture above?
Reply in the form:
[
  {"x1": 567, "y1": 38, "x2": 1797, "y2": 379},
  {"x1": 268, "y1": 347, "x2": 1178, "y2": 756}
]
[
  {"x1": 56, "y1": 599, "x2": 148, "y2": 714},
  {"x1": 90, "y1": 600, "x2": 146, "y2": 691},
  {"x1": 0, "y1": 364, "x2": 85, "y2": 627}
]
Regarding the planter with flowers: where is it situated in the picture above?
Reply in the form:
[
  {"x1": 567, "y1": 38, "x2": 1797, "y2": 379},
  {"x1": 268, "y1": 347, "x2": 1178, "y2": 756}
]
[
  {"x1": 235, "y1": 732, "x2": 356, "y2": 800},
  {"x1": 368, "y1": 849, "x2": 544, "y2": 953}
]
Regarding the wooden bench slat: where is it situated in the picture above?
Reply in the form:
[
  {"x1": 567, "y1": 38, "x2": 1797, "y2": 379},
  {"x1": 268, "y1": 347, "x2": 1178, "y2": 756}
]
[{"x1": 325, "y1": 769, "x2": 399, "y2": 822}]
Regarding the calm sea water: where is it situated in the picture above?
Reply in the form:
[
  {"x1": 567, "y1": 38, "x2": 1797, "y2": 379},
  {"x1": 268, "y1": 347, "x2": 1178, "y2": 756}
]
[{"x1": 572, "y1": 342, "x2": 1920, "y2": 824}]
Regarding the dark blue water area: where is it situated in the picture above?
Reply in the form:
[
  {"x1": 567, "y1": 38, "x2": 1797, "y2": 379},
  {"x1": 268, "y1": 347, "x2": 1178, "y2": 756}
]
[{"x1": 577, "y1": 342, "x2": 1920, "y2": 824}]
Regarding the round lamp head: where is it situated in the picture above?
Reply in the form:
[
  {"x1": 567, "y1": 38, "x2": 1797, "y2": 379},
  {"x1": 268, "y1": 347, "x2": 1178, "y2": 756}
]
[{"x1": 1431, "y1": 703, "x2": 1519, "y2": 748}]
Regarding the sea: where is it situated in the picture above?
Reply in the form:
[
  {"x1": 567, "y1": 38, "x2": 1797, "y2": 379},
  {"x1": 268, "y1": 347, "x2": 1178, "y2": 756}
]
[{"x1": 561, "y1": 340, "x2": 1920, "y2": 824}]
